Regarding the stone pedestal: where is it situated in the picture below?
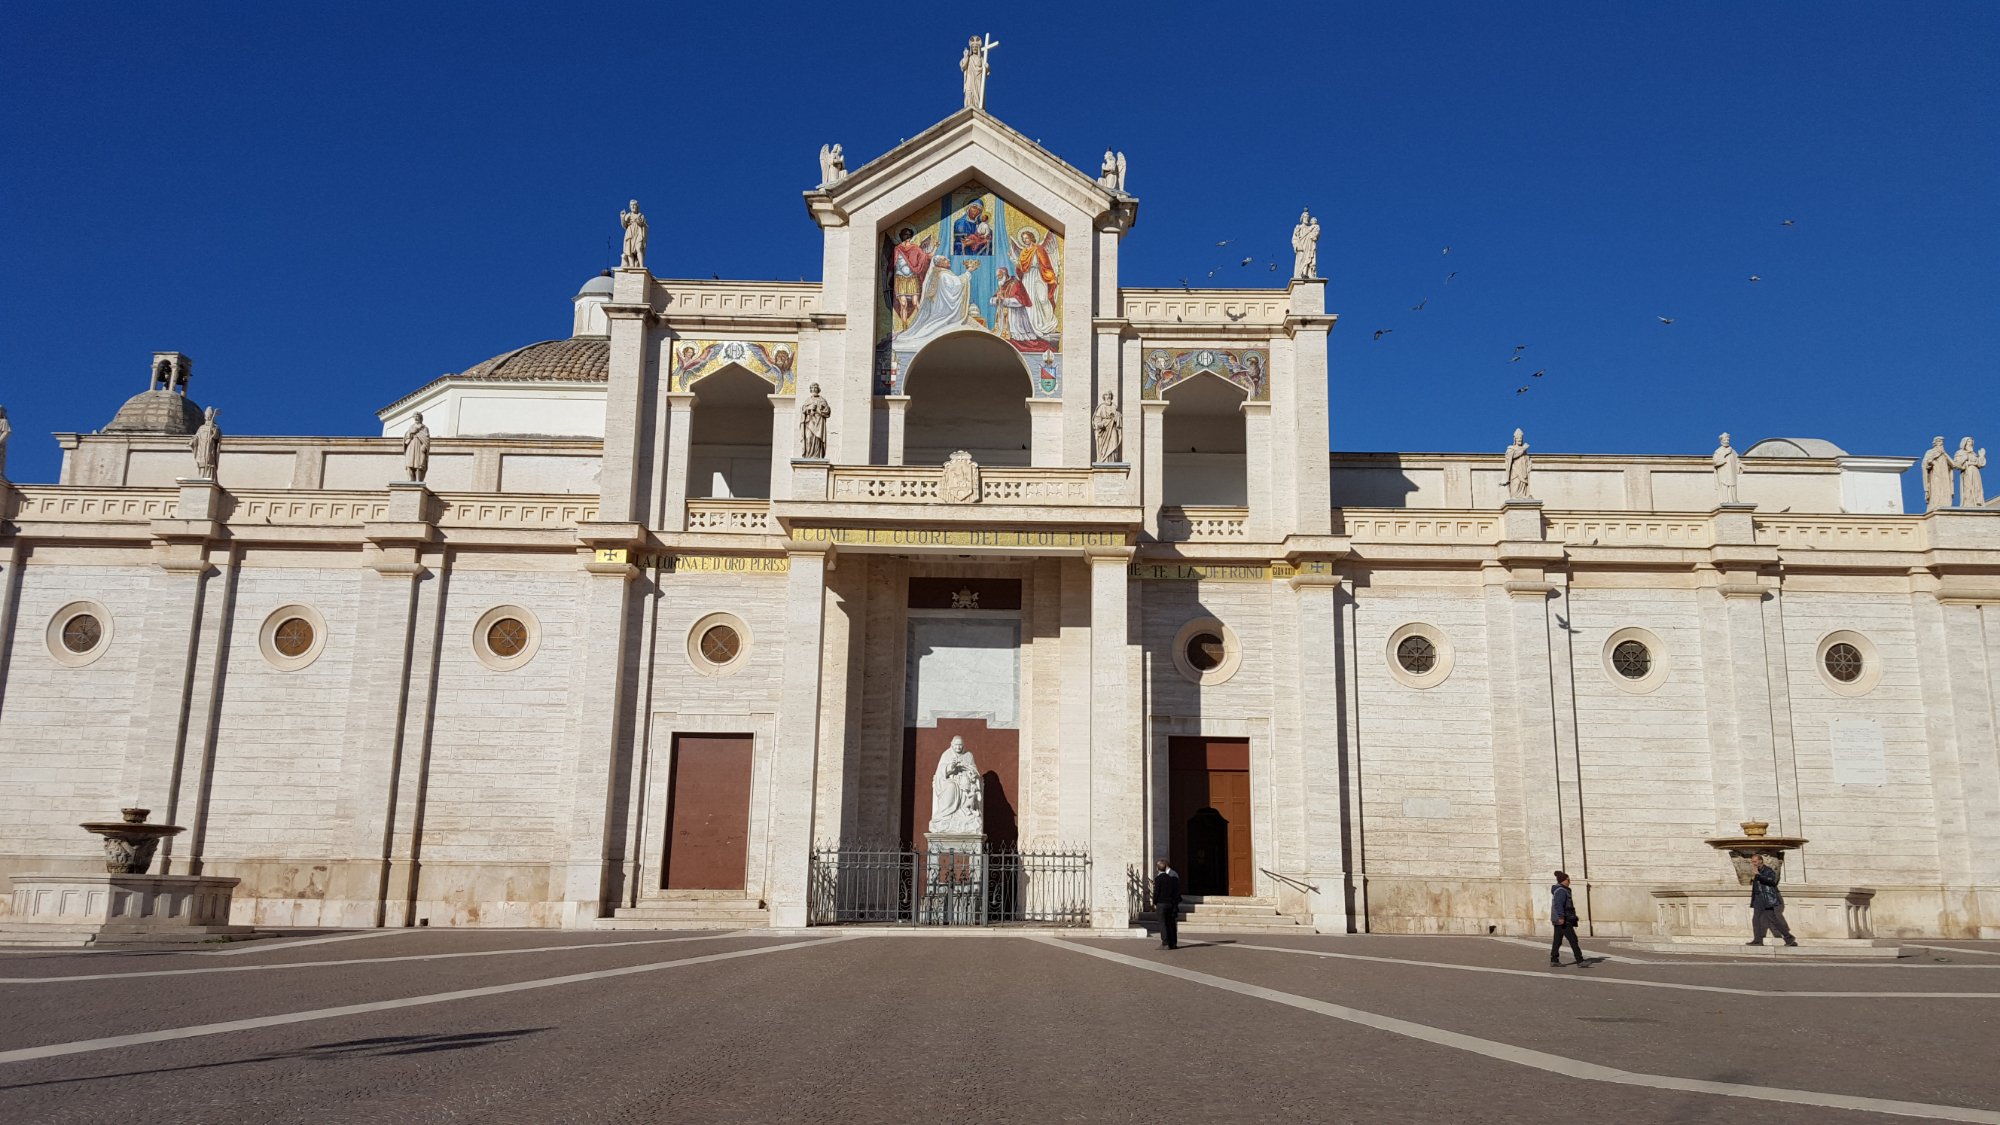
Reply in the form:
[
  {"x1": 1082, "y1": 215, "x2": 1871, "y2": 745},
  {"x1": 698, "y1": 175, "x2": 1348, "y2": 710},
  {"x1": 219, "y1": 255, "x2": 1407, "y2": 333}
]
[
  {"x1": 1, "y1": 873, "x2": 253, "y2": 946},
  {"x1": 921, "y1": 833, "x2": 986, "y2": 925},
  {"x1": 1627, "y1": 886, "x2": 1899, "y2": 958}
]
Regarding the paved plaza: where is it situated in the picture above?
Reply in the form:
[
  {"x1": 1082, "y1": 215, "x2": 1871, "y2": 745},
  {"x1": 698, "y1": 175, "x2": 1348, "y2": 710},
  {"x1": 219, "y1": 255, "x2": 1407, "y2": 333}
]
[{"x1": 1, "y1": 930, "x2": 1997, "y2": 1123}]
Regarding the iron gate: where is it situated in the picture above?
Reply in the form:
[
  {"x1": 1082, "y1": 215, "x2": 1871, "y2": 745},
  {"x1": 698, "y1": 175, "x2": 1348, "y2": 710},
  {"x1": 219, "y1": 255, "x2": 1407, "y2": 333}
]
[{"x1": 807, "y1": 843, "x2": 1091, "y2": 926}]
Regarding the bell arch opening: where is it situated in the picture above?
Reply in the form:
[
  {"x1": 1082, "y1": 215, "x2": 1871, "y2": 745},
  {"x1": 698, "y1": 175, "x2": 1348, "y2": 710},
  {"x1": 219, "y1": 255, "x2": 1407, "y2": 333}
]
[
  {"x1": 902, "y1": 330, "x2": 1032, "y2": 467},
  {"x1": 1162, "y1": 372, "x2": 1247, "y2": 506},
  {"x1": 687, "y1": 365, "x2": 774, "y2": 498}
]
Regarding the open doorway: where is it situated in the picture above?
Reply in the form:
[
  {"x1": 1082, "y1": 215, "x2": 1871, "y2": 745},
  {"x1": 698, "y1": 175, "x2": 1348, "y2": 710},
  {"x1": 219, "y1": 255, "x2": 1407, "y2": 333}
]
[
  {"x1": 1168, "y1": 736, "x2": 1254, "y2": 896},
  {"x1": 688, "y1": 366, "x2": 774, "y2": 498},
  {"x1": 1161, "y1": 373, "x2": 1247, "y2": 506},
  {"x1": 903, "y1": 330, "x2": 1032, "y2": 467}
]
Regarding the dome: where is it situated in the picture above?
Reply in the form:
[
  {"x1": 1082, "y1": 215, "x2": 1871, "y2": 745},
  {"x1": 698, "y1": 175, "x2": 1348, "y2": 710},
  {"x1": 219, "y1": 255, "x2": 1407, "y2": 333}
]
[
  {"x1": 103, "y1": 390, "x2": 204, "y2": 435},
  {"x1": 1743, "y1": 437, "x2": 1849, "y2": 459},
  {"x1": 575, "y1": 271, "x2": 616, "y2": 299},
  {"x1": 456, "y1": 337, "x2": 610, "y2": 383}
]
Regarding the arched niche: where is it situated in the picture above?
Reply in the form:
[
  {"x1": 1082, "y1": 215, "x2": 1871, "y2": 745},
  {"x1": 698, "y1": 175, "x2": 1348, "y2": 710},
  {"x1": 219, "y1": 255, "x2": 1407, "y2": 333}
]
[
  {"x1": 1162, "y1": 372, "x2": 1248, "y2": 506},
  {"x1": 903, "y1": 329, "x2": 1032, "y2": 467},
  {"x1": 688, "y1": 364, "x2": 774, "y2": 498}
]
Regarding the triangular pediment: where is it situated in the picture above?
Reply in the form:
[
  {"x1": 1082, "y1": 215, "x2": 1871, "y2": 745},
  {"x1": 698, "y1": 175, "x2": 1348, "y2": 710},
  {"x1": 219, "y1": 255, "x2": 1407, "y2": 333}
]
[{"x1": 815, "y1": 108, "x2": 1129, "y2": 229}]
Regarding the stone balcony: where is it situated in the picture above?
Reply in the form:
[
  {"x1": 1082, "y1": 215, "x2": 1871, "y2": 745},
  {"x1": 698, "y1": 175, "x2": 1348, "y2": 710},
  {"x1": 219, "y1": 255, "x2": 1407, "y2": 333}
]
[{"x1": 762, "y1": 463, "x2": 1142, "y2": 553}]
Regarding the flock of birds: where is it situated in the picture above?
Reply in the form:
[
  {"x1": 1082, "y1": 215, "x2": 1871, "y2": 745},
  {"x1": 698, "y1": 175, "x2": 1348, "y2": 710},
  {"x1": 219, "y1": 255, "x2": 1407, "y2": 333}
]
[
  {"x1": 1168, "y1": 221, "x2": 1799, "y2": 394},
  {"x1": 1358, "y1": 225, "x2": 1800, "y2": 396}
]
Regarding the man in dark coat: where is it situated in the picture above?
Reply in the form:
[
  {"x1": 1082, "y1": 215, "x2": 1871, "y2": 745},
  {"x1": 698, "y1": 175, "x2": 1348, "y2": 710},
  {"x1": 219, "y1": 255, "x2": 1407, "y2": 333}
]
[
  {"x1": 1748, "y1": 854, "x2": 1799, "y2": 947},
  {"x1": 1549, "y1": 870, "x2": 1585, "y2": 966},
  {"x1": 1153, "y1": 860, "x2": 1183, "y2": 950}
]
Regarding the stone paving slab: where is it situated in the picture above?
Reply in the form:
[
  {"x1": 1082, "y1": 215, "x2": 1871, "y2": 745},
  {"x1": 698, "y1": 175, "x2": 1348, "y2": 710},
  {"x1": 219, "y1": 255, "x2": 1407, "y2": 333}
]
[
  {"x1": 0, "y1": 933, "x2": 1990, "y2": 1124},
  {"x1": 1077, "y1": 937, "x2": 2000, "y2": 1113}
]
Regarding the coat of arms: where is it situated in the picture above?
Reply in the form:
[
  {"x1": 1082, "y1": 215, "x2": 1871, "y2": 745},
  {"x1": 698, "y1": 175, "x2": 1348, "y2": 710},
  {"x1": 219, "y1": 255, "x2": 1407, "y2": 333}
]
[{"x1": 941, "y1": 450, "x2": 981, "y2": 504}]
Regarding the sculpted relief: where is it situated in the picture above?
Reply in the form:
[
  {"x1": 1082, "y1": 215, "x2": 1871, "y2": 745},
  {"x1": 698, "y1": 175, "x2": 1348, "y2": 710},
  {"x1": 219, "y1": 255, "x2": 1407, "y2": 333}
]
[{"x1": 877, "y1": 184, "x2": 1062, "y2": 397}]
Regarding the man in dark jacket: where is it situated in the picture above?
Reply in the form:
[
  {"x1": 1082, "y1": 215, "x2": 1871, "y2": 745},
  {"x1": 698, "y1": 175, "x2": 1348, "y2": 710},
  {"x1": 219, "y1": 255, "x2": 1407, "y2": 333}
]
[
  {"x1": 1748, "y1": 854, "x2": 1799, "y2": 947},
  {"x1": 1549, "y1": 870, "x2": 1585, "y2": 966},
  {"x1": 1154, "y1": 860, "x2": 1183, "y2": 950}
]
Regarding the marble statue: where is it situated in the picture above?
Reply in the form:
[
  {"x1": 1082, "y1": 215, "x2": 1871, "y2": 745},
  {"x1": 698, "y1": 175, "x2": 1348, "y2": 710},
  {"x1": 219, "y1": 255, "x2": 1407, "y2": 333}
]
[
  {"x1": 1955, "y1": 437, "x2": 1987, "y2": 507},
  {"x1": 1291, "y1": 208, "x2": 1320, "y2": 280},
  {"x1": 404, "y1": 413, "x2": 431, "y2": 483},
  {"x1": 798, "y1": 383, "x2": 830, "y2": 460},
  {"x1": 1115, "y1": 151, "x2": 1127, "y2": 192},
  {"x1": 960, "y1": 34, "x2": 997, "y2": 111},
  {"x1": 1504, "y1": 428, "x2": 1532, "y2": 501},
  {"x1": 190, "y1": 407, "x2": 222, "y2": 479},
  {"x1": 1093, "y1": 391, "x2": 1122, "y2": 463},
  {"x1": 0, "y1": 404, "x2": 10, "y2": 480},
  {"x1": 1713, "y1": 432, "x2": 1741, "y2": 504},
  {"x1": 1922, "y1": 436, "x2": 1953, "y2": 511},
  {"x1": 1100, "y1": 148, "x2": 1117, "y2": 188},
  {"x1": 927, "y1": 735, "x2": 984, "y2": 836},
  {"x1": 619, "y1": 199, "x2": 647, "y2": 270},
  {"x1": 817, "y1": 143, "x2": 846, "y2": 188},
  {"x1": 941, "y1": 450, "x2": 980, "y2": 504}
]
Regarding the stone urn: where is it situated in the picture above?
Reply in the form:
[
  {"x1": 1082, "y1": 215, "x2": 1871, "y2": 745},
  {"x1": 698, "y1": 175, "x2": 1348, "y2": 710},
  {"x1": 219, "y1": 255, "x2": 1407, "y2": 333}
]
[{"x1": 79, "y1": 808, "x2": 185, "y2": 875}]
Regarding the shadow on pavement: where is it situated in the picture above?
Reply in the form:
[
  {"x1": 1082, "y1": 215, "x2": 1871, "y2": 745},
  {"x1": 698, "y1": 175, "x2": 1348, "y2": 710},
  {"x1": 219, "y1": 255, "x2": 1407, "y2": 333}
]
[{"x1": 0, "y1": 1027, "x2": 549, "y2": 1090}]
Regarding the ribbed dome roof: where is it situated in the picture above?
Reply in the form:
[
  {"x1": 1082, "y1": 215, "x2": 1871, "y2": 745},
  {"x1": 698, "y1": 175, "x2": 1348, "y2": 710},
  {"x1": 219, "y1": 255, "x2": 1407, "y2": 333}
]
[
  {"x1": 457, "y1": 338, "x2": 610, "y2": 383},
  {"x1": 1743, "y1": 437, "x2": 1848, "y2": 459},
  {"x1": 103, "y1": 390, "x2": 205, "y2": 435}
]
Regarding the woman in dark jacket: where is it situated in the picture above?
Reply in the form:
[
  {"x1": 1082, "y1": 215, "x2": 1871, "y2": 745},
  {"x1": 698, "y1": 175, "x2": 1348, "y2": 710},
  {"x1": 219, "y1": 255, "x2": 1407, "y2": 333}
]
[{"x1": 1549, "y1": 871, "x2": 1585, "y2": 966}]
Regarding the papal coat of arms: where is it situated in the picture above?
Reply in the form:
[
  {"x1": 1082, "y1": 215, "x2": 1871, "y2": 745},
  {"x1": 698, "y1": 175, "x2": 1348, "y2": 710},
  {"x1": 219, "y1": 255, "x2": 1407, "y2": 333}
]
[{"x1": 941, "y1": 450, "x2": 981, "y2": 504}]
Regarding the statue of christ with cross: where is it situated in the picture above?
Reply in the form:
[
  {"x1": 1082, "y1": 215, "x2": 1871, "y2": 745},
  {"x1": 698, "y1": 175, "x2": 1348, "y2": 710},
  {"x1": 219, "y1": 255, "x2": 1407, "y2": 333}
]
[{"x1": 961, "y1": 34, "x2": 998, "y2": 111}]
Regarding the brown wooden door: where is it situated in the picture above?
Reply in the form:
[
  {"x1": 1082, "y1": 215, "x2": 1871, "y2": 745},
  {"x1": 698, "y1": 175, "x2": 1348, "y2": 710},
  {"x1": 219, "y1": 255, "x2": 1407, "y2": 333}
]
[
  {"x1": 1167, "y1": 737, "x2": 1254, "y2": 897},
  {"x1": 664, "y1": 734, "x2": 754, "y2": 890}
]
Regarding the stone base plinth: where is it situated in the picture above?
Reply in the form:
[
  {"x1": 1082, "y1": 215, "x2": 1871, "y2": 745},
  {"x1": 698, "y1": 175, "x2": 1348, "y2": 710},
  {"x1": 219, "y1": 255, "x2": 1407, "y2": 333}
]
[
  {"x1": 1639, "y1": 885, "x2": 1898, "y2": 958},
  {"x1": 1, "y1": 873, "x2": 254, "y2": 946}
]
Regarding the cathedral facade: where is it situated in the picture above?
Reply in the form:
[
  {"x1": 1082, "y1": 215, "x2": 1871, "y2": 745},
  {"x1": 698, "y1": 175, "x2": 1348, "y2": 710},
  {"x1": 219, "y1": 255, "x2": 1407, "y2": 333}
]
[{"x1": 2, "y1": 99, "x2": 1997, "y2": 939}]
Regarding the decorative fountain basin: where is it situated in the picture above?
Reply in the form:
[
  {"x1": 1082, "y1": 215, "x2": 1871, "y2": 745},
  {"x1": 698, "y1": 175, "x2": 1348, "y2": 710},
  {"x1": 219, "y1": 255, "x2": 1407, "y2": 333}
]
[
  {"x1": 79, "y1": 807, "x2": 184, "y2": 874},
  {"x1": 0, "y1": 808, "x2": 253, "y2": 947}
]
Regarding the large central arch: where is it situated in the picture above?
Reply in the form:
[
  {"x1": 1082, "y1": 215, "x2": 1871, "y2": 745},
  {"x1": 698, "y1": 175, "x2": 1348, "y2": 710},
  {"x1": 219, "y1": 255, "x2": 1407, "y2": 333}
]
[
  {"x1": 1162, "y1": 372, "x2": 1248, "y2": 506},
  {"x1": 902, "y1": 330, "x2": 1032, "y2": 467}
]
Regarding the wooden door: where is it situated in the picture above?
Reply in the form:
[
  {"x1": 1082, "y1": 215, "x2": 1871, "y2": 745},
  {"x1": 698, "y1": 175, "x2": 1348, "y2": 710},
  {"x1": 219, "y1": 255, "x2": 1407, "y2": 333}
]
[
  {"x1": 1168, "y1": 737, "x2": 1254, "y2": 897},
  {"x1": 664, "y1": 734, "x2": 754, "y2": 890}
]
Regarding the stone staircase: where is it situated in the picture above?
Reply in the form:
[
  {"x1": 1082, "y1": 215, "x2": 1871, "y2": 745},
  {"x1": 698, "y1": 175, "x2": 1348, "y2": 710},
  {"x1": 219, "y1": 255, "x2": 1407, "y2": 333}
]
[
  {"x1": 1146, "y1": 896, "x2": 1315, "y2": 936},
  {"x1": 597, "y1": 892, "x2": 768, "y2": 930}
]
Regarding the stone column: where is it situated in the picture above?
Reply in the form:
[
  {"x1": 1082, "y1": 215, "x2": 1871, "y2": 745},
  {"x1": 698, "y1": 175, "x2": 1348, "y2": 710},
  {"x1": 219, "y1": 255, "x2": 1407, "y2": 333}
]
[
  {"x1": 661, "y1": 391, "x2": 695, "y2": 532},
  {"x1": 0, "y1": 529, "x2": 23, "y2": 721},
  {"x1": 599, "y1": 272, "x2": 654, "y2": 523},
  {"x1": 767, "y1": 393, "x2": 796, "y2": 500},
  {"x1": 1140, "y1": 400, "x2": 1168, "y2": 539},
  {"x1": 1913, "y1": 576, "x2": 2000, "y2": 936},
  {"x1": 1484, "y1": 500, "x2": 1569, "y2": 928},
  {"x1": 766, "y1": 547, "x2": 830, "y2": 927},
  {"x1": 1242, "y1": 400, "x2": 1274, "y2": 538},
  {"x1": 1290, "y1": 566, "x2": 1351, "y2": 931},
  {"x1": 554, "y1": 552, "x2": 638, "y2": 926},
  {"x1": 883, "y1": 395, "x2": 910, "y2": 466},
  {"x1": 1087, "y1": 547, "x2": 1136, "y2": 929},
  {"x1": 1286, "y1": 279, "x2": 1334, "y2": 535}
]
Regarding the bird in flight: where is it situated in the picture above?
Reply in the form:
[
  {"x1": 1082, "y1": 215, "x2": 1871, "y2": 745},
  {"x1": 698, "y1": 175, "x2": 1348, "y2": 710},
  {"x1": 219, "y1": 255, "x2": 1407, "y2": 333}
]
[
  {"x1": 1226, "y1": 309, "x2": 1246, "y2": 321},
  {"x1": 1445, "y1": 271, "x2": 1458, "y2": 283},
  {"x1": 1180, "y1": 278, "x2": 1191, "y2": 292},
  {"x1": 1781, "y1": 219, "x2": 1796, "y2": 227},
  {"x1": 1240, "y1": 256, "x2": 1253, "y2": 266},
  {"x1": 1442, "y1": 246, "x2": 1452, "y2": 256},
  {"x1": 1748, "y1": 275, "x2": 1762, "y2": 282},
  {"x1": 1216, "y1": 239, "x2": 1232, "y2": 247},
  {"x1": 1531, "y1": 369, "x2": 1545, "y2": 378},
  {"x1": 1411, "y1": 297, "x2": 1428, "y2": 311},
  {"x1": 1268, "y1": 262, "x2": 1279, "y2": 271},
  {"x1": 1657, "y1": 316, "x2": 1676, "y2": 325},
  {"x1": 1515, "y1": 386, "x2": 1530, "y2": 395},
  {"x1": 1373, "y1": 329, "x2": 1393, "y2": 340},
  {"x1": 1508, "y1": 355, "x2": 1522, "y2": 363},
  {"x1": 1513, "y1": 344, "x2": 1528, "y2": 352}
]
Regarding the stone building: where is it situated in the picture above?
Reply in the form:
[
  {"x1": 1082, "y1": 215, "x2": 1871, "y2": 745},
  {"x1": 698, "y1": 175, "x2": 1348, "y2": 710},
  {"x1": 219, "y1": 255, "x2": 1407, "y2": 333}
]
[{"x1": 2, "y1": 94, "x2": 1997, "y2": 939}]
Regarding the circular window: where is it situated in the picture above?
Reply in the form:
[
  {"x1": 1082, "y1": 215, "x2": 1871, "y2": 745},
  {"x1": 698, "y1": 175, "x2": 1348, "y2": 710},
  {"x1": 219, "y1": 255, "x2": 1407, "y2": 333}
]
[
  {"x1": 1611, "y1": 640, "x2": 1651, "y2": 679},
  {"x1": 46, "y1": 601, "x2": 113, "y2": 667},
  {"x1": 688, "y1": 612, "x2": 751, "y2": 675},
  {"x1": 1184, "y1": 632, "x2": 1225, "y2": 672},
  {"x1": 258, "y1": 604, "x2": 328, "y2": 671},
  {"x1": 1385, "y1": 622, "x2": 1454, "y2": 688},
  {"x1": 1171, "y1": 617, "x2": 1241, "y2": 686},
  {"x1": 1814, "y1": 630, "x2": 1881, "y2": 696},
  {"x1": 473, "y1": 605, "x2": 541, "y2": 671},
  {"x1": 1601, "y1": 627, "x2": 1668, "y2": 694},
  {"x1": 486, "y1": 617, "x2": 528, "y2": 658}
]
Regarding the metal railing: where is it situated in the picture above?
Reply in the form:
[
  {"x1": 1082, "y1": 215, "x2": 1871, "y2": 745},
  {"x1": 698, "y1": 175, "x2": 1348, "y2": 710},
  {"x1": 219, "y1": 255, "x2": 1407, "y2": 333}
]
[
  {"x1": 808, "y1": 843, "x2": 1091, "y2": 927},
  {"x1": 1259, "y1": 869, "x2": 1321, "y2": 895}
]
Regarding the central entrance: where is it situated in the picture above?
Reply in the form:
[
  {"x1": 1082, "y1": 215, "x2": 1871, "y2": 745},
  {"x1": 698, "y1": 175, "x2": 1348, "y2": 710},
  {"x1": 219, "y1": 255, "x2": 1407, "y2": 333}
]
[{"x1": 1168, "y1": 737, "x2": 1254, "y2": 896}]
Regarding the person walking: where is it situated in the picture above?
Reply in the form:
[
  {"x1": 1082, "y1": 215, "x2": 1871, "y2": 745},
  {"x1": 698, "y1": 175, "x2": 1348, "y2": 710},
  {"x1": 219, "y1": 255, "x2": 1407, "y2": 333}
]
[
  {"x1": 1154, "y1": 860, "x2": 1183, "y2": 950},
  {"x1": 1747, "y1": 854, "x2": 1799, "y2": 947},
  {"x1": 1549, "y1": 870, "x2": 1586, "y2": 966}
]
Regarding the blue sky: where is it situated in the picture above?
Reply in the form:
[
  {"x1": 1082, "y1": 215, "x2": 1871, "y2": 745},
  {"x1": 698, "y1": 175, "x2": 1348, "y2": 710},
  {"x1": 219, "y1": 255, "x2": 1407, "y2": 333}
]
[{"x1": 3, "y1": 3, "x2": 1994, "y2": 507}]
